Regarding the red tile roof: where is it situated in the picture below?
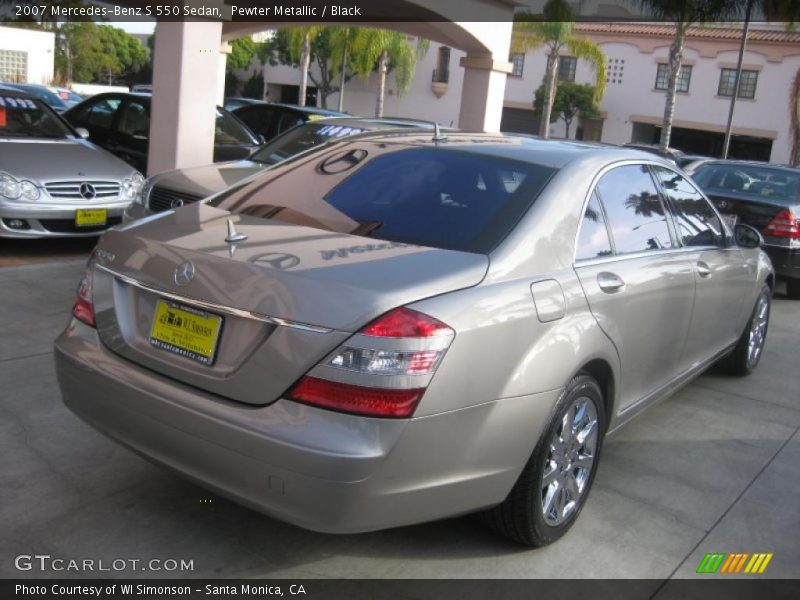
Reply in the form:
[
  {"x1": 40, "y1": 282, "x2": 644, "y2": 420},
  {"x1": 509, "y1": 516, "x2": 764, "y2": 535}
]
[{"x1": 574, "y1": 22, "x2": 800, "y2": 45}]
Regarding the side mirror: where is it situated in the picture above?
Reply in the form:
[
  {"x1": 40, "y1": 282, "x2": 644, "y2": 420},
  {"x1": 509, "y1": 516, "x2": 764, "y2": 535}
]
[
  {"x1": 75, "y1": 127, "x2": 90, "y2": 139},
  {"x1": 257, "y1": 134, "x2": 266, "y2": 145},
  {"x1": 734, "y1": 223, "x2": 763, "y2": 248}
]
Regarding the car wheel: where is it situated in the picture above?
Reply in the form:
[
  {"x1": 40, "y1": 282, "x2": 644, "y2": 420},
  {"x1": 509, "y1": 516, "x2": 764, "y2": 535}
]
[
  {"x1": 723, "y1": 283, "x2": 771, "y2": 376},
  {"x1": 787, "y1": 278, "x2": 800, "y2": 300},
  {"x1": 483, "y1": 373, "x2": 605, "y2": 546}
]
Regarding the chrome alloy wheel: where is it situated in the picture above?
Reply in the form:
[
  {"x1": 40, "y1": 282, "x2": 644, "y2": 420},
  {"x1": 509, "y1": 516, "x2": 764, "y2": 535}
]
[
  {"x1": 747, "y1": 292, "x2": 769, "y2": 368},
  {"x1": 541, "y1": 396, "x2": 599, "y2": 526}
]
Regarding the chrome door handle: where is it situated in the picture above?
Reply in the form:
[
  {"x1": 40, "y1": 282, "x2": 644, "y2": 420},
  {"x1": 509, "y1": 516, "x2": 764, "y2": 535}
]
[
  {"x1": 697, "y1": 261, "x2": 711, "y2": 278},
  {"x1": 597, "y1": 272, "x2": 625, "y2": 293}
]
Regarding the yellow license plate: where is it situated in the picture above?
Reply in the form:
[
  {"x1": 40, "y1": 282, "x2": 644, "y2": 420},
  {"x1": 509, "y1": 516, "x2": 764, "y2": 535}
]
[
  {"x1": 75, "y1": 209, "x2": 107, "y2": 227},
  {"x1": 149, "y1": 300, "x2": 223, "y2": 365}
]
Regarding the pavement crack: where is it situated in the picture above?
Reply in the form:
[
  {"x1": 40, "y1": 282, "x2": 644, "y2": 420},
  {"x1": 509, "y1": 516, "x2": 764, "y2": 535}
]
[{"x1": 0, "y1": 350, "x2": 53, "y2": 365}]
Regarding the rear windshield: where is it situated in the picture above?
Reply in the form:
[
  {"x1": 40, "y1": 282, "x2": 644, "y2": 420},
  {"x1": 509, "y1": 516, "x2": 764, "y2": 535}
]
[
  {"x1": 250, "y1": 122, "x2": 367, "y2": 166},
  {"x1": 0, "y1": 95, "x2": 73, "y2": 139},
  {"x1": 692, "y1": 163, "x2": 800, "y2": 201},
  {"x1": 211, "y1": 146, "x2": 555, "y2": 254}
]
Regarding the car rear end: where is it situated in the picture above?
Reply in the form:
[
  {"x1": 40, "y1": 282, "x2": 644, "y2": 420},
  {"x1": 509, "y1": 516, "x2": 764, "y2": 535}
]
[
  {"x1": 55, "y1": 135, "x2": 562, "y2": 531},
  {"x1": 690, "y1": 162, "x2": 800, "y2": 295}
]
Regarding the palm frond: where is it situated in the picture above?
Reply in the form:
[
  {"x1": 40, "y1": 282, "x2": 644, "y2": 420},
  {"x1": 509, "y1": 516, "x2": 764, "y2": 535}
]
[{"x1": 566, "y1": 37, "x2": 607, "y2": 100}]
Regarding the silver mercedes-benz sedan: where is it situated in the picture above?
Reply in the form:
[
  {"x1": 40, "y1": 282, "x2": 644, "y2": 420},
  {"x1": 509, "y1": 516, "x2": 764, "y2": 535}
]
[
  {"x1": 54, "y1": 132, "x2": 773, "y2": 546},
  {"x1": 0, "y1": 87, "x2": 143, "y2": 238}
]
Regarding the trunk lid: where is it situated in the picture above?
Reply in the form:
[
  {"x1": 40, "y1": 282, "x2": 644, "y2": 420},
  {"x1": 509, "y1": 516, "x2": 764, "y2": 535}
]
[{"x1": 91, "y1": 204, "x2": 488, "y2": 405}]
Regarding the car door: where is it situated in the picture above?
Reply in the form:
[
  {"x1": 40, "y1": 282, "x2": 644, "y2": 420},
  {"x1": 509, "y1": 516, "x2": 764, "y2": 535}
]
[
  {"x1": 574, "y1": 163, "x2": 696, "y2": 412},
  {"x1": 111, "y1": 97, "x2": 150, "y2": 172},
  {"x1": 66, "y1": 95, "x2": 122, "y2": 148},
  {"x1": 652, "y1": 166, "x2": 753, "y2": 366}
]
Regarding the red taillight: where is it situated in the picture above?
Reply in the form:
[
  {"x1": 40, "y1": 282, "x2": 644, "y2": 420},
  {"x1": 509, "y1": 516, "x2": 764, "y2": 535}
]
[
  {"x1": 288, "y1": 307, "x2": 455, "y2": 418},
  {"x1": 289, "y1": 377, "x2": 424, "y2": 418},
  {"x1": 72, "y1": 264, "x2": 95, "y2": 327},
  {"x1": 361, "y1": 307, "x2": 454, "y2": 338},
  {"x1": 763, "y1": 209, "x2": 800, "y2": 239}
]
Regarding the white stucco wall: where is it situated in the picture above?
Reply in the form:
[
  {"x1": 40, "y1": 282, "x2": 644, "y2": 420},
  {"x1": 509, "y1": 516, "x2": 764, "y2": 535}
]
[
  {"x1": 503, "y1": 36, "x2": 800, "y2": 163},
  {"x1": 0, "y1": 26, "x2": 55, "y2": 84}
]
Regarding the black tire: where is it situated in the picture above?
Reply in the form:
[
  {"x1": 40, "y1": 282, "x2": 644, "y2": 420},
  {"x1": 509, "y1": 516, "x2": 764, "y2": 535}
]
[
  {"x1": 787, "y1": 278, "x2": 800, "y2": 300},
  {"x1": 483, "y1": 373, "x2": 605, "y2": 546},
  {"x1": 722, "y1": 283, "x2": 771, "y2": 376}
]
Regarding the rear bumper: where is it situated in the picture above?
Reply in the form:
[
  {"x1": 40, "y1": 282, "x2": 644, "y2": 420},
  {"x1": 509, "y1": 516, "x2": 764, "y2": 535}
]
[
  {"x1": 763, "y1": 245, "x2": 800, "y2": 280},
  {"x1": 54, "y1": 322, "x2": 557, "y2": 533}
]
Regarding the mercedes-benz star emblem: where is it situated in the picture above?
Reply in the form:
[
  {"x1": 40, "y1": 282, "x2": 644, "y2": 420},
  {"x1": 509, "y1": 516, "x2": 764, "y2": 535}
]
[
  {"x1": 170, "y1": 198, "x2": 185, "y2": 209},
  {"x1": 174, "y1": 261, "x2": 196, "y2": 286},
  {"x1": 79, "y1": 183, "x2": 96, "y2": 200},
  {"x1": 252, "y1": 253, "x2": 301, "y2": 270}
]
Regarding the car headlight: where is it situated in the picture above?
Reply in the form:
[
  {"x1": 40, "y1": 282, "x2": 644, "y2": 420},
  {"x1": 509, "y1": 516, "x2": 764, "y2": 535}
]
[
  {"x1": 0, "y1": 172, "x2": 39, "y2": 201},
  {"x1": 121, "y1": 172, "x2": 145, "y2": 202},
  {"x1": 134, "y1": 177, "x2": 153, "y2": 207}
]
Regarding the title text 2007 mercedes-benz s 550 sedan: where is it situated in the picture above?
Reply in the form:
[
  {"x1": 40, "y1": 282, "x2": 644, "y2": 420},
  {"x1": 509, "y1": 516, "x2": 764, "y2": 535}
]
[{"x1": 54, "y1": 133, "x2": 773, "y2": 546}]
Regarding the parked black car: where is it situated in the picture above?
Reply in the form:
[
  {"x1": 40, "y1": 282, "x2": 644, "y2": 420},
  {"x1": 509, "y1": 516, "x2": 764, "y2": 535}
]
[
  {"x1": 62, "y1": 93, "x2": 261, "y2": 173},
  {"x1": 231, "y1": 102, "x2": 345, "y2": 143},
  {"x1": 3, "y1": 83, "x2": 83, "y2": 112},
  {"x1": 687, "y1": 160, "x2": 800, "y2": 298}
]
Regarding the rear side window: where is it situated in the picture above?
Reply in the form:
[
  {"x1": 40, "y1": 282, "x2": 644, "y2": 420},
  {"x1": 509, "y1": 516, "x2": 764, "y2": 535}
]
[
  {"x1": 653, "y1": 166, "x2": 725, "y2": 247},
  {"x1": 576, "y1": 192, "x2": 613, "y2": 260},
  {"x1": 596, "y1": 164, "x2": 673, "y2": 254},
  {"x1": 212, "y1": 146, "x2": 556, "y2": 254},
  {"x1": 85, "y1": 98, "x2": 121, "y2": 129}
]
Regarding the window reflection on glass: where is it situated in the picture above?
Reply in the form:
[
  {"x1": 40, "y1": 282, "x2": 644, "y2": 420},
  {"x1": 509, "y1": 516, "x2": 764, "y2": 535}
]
[
  {"x1": 653, "y1": 166, "x2": 724, "y2": 248},
  {"x1": 576, "y1": 192, "x2": 613, "y2": 260},
  {"x1": 596, "y1": 165, "x2": 673, "y2": 254}
]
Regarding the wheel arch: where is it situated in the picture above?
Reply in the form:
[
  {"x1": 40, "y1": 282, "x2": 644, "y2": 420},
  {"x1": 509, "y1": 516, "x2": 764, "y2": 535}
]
[{"x1": 578, "y1": 359, "x2": 615, "y2": 433}]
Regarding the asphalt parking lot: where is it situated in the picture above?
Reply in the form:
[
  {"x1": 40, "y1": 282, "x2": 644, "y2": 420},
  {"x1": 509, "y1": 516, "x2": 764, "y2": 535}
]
[{"x1": 1, "y1": 247, "x2": 799, "y2": 581}]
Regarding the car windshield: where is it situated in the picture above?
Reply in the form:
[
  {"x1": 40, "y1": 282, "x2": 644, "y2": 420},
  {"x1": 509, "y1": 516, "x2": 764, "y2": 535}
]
[
  {"x1": 0, "y1": 95, "x2": 73, "y2": 139},
  {"x1": 692, "y1": 163, "x2": 800, "y2": 201},
  {"x1": 211, "y1": 145, "x2": 556, "y2": 254},
  {"x1": 250, "y1": 122, "x2": 368, "y2": 165},
  {"x1": 215, "y1": 109, "x2": 258, "y2": 145}
]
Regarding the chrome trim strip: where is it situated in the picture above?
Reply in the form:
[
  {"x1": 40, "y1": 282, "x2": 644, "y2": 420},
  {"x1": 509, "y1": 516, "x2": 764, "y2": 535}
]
[{"x1": 96, "y1": 264, "x2": 332, "y2": 334}]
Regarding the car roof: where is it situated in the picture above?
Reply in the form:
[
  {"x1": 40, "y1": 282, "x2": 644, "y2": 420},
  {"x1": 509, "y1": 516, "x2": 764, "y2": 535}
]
[
  {"x1": 692, "y1": 159, "x2": 800, "y2": 173},
  {"x1": 300, "y1": 116, "x2": 437, "y2": 130},
  {"x1": 0, "y1": 85, "x2": 35, "y2": 99},
  {"x1": 234, "y1": 102, "x2": 344, "y2": 117},
  {"x1": 314, "y1": 130, "x2": 676, "y2": 170}
]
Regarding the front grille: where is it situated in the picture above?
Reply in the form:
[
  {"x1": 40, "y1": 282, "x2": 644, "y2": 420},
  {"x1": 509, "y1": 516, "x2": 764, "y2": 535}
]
[
  {"x1": 44, "y1": 181, "x2": 121, "y2": 199},
  {"x1": 40, "y1": 217, "x2": 122, "y2": 234},
  {"x1": 148, "y1": 185, "x2": 203, "y2": 213}
]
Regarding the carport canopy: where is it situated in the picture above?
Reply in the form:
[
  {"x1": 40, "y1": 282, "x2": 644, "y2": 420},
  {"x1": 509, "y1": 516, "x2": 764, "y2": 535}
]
[{"x1": 147, "y1": 0, "x2": 517, "y2": 175}]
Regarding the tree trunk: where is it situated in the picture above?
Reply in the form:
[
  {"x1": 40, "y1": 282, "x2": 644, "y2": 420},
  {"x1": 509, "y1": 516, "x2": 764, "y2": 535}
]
[
  {"x1": 564, "y1": 118, "x2": 572, "y2": 140},
  {"x1": 375, "y1": 50, "x2": 388, "y2": 118},
  {"x1": 338, "y1": 42, "x2": 348, "y2": 112},
  {"x1": 539, "y1": 50, "x2": 559, "y2": 139},
  {"x1": 660, "y1": 23, "x2": 687, "y2": 151},
  {"x1": 299, "y1": 33, "x2": 310, "y2": 107},
  {"x1": 789, "y1": 70, "x2": 800, "y2": 166}
]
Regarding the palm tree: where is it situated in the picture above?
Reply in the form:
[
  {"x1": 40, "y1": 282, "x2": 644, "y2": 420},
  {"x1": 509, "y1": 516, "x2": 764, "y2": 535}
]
[
  {"x1": 329, "y1": 27, "x2": 359, "y2": 112},
  {"x1": 792, "y1": 69, "x2": 800, "y2": 166},
  {"x1": 287, "y1": 27, "x2": 323, "y2": 106},
  {"x1": 636, "y1": 1, "x2": 737, "y2": 151},
  {"x1": 350, "y1": 28, "x2": 429, "y2": 118},
  {"x1": 512, "y1": 0, "x2": 606, "y2": 139}
]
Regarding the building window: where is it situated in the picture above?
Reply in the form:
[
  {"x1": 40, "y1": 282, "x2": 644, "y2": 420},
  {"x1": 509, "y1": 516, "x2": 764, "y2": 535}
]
[
  {"x1": 559, "y1": 56, "x2": 577, "y2": 82},
  {"x1": 0, "y1": 50, "x2": 28, "y2": 83},
  {"x1": 433, "y1": 46, "x2": 450, "y2": 83},
  {"x1": 509, "y1": 53, "x2": 525, "y2": 77},
  {"x1": 655, "y1": 63, "x2": 692, "y2": 93},
  {"x1": 718, "y1": 68, "x2": 758, "y2": 99}
]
